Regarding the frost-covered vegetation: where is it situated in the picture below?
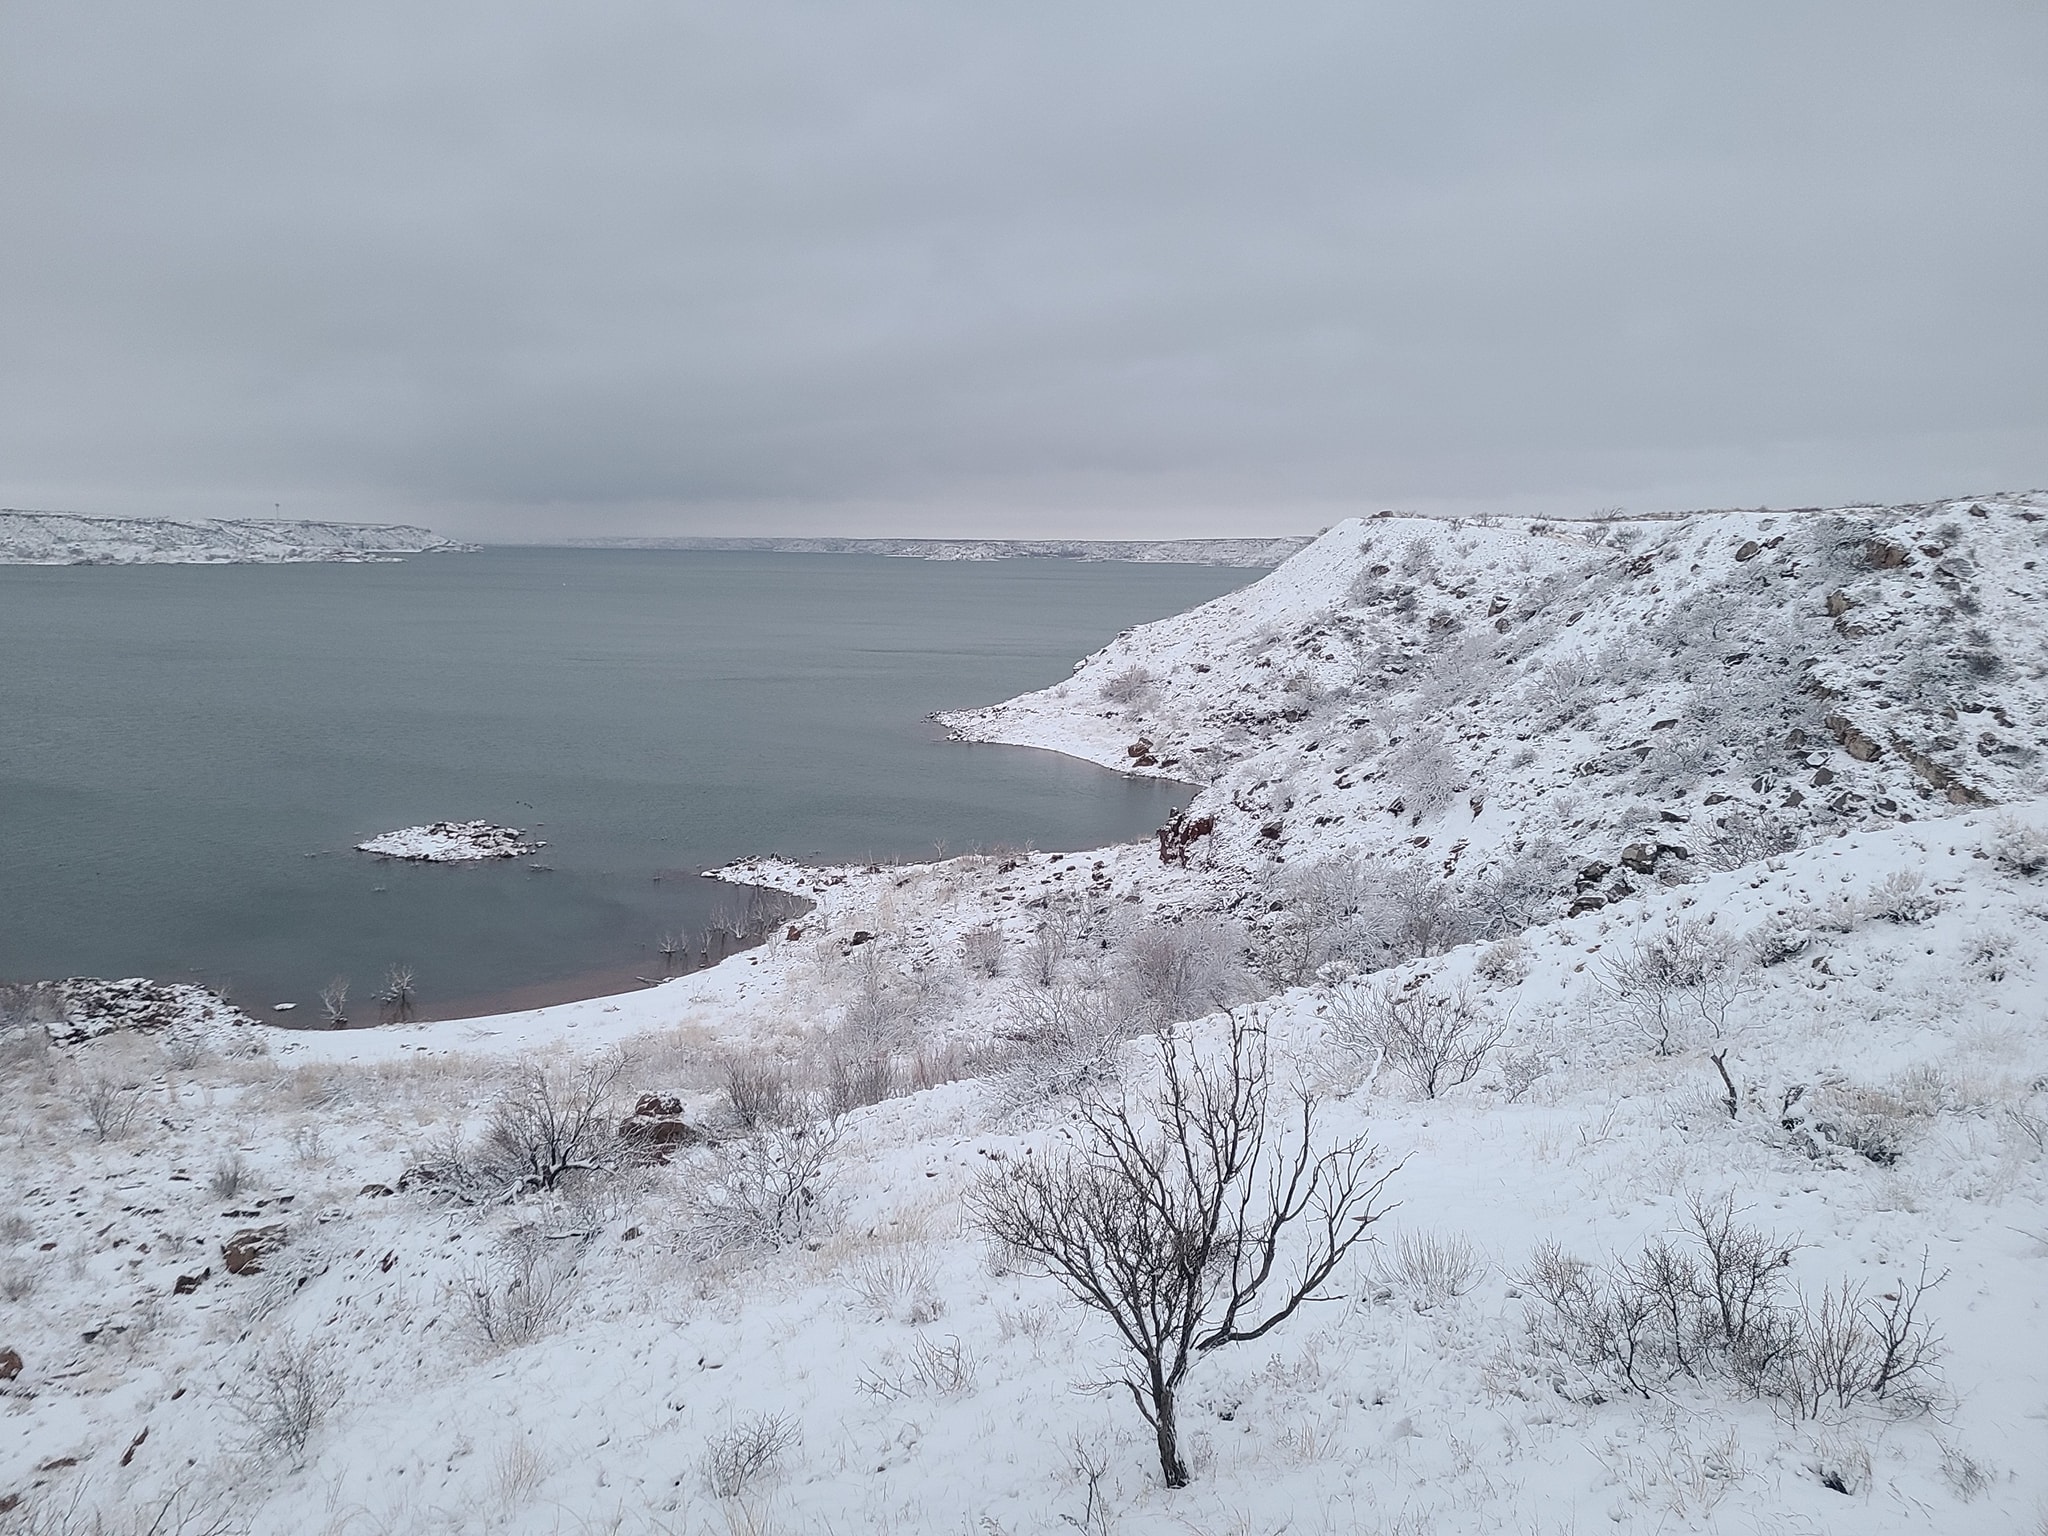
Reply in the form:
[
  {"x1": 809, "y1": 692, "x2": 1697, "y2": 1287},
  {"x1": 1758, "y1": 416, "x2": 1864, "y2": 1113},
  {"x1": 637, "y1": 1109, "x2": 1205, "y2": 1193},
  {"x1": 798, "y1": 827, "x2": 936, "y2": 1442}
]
[{"x1": 4, "y1": 493, "x2": 2046, "y2": 1533}]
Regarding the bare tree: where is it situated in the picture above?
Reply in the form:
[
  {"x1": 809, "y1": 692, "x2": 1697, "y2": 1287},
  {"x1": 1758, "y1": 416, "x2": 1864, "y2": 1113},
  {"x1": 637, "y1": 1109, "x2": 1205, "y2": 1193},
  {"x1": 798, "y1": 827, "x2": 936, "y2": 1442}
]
[
  {"x1": 1597, "y1": 919, "x2": 1749, "y2": 1055},
  {"x1": 478, "y1": 1050, "x2": 627, "y2": 1196},
  {"x1": 317, "y1": 976, "x2": 349, "y2": 1027},
  {"x1": 657, "y1": 932, "x2": 684, "y2": 972},
  {"x1": 377, "y1": 964, "x2": 416, "y2": 1022},
  {"x1": 971, "y1": 1011, "x2": 1395, "y2": 1487}
]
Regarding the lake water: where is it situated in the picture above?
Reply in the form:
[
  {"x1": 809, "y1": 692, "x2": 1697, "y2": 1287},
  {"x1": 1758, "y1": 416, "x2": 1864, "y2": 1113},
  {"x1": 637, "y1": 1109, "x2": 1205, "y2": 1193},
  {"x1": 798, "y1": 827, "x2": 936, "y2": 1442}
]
[{"x1": 0, "y1": 549, "x2": 1253, "y2": 1021}]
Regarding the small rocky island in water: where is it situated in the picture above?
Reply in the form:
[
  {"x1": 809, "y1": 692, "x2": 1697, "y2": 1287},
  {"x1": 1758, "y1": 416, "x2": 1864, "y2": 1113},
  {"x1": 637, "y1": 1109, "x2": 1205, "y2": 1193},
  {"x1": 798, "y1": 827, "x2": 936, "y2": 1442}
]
[{"x1": 354, "y1": 821, "x2": 545, "y2": 862}]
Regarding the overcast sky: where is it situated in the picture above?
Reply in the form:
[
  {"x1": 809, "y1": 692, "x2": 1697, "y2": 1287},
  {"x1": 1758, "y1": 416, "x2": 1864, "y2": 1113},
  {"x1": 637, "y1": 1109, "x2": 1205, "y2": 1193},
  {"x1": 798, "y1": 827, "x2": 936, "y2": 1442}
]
[{"x1": 2, "y1": 3, "x2": 2042, "y2": 540}]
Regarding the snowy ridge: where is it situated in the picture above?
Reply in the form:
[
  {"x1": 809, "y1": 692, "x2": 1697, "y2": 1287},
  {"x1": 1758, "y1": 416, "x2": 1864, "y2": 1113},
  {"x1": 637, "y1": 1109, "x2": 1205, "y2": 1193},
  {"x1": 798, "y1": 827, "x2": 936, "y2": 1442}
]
[
  {"x1": 940, "y1": 493, "x2": 2048, "y2": 913},
  {"x1": 0, "y1": 510, "x2": 471, "y2": 565},
  {"x1": 4, "y1": 492, "x2": 2047, "y2": 1533}
]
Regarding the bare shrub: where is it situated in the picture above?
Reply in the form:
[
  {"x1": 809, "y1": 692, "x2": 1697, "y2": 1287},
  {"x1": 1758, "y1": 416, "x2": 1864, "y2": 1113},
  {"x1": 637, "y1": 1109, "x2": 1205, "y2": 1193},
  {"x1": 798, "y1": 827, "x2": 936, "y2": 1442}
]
[
  {"x1": 701, "y1": 1412, "x2": 799, "y2": 1498},
  {"x1": 722, "y1": 1050, "x2": 798, "y2": 1129},
  {"x1": 77, "y1": 1073, "x2": 144, "y2": 1141},
  {"x1": 159, "y1": 1033, "x2": 208, "y2": 1071},
  {"x1": 1699, "y1": 812, "x2": 1798, "y2": 872},
  {"x1": 1987, "y1": 817, "x2": 2048, "y2": 877},
  {"x1": 456, "y1": 1238, "x2": 580, "y2": 1349},
  {"x1": 1597, "y1": 919, "x2": 1750, "y2": 1055},
  {"x1": 1328, "y1": 981, "x2": 1503, "y2": 1099},
  {"x1": 961, "y1": 926, "x2": 1004, "y2": 979},
  {"x1": 1098, "y1": 666, "x2": 1156, "y2": 707},
  {"x1": 476, "y1": 1051, "x2": 626, "y2": 1196},
  {"x1": 1254, "y1": 858, "x2": 1385, "y2": 987},
  {"x1": 1520, "y1": 1196, "x2": 1942, "y2": 1415},
  {"x1": 222, "y1": 1334, "x2": 344, "y2": 1465},
  {"x1": 0, "y1": 1484, "x2": 238, "y2": 1536},
  {"x1": 971, "y1": 1010, "x2": 1395, "y2": 1487},
  {"x1": 986, "y1": 985, "x2": 1126, "y2": 1111},
  {"x1": 1026, "y1": 890, "x2": 1094, "y2": 987},
  {"x1": 856, "y1": 1333, "x2": 979, "y2": 1400},
  {"x1": 1375, "y1": 1229, "x2": 1486, "y2": 1309},
  {"x1": 1376, "y1": 858, "x2": 1479, "y2": 962},
  {"x1": 846, "y1": 1245, "x2": 943, "y2": 1323},
  {"x1": 821, "y1": 1037, "x2": 901, "y2": 1117},
  {"x1": 1114, "y1": 915, "x2": 1250, "y2": 1028},
  {"x1": 690, "y1": 1119, "x2": 841, "y2": 1255},
  {"x1": 209, "y1": 1152, "x2": 248, "y2": 1199}
]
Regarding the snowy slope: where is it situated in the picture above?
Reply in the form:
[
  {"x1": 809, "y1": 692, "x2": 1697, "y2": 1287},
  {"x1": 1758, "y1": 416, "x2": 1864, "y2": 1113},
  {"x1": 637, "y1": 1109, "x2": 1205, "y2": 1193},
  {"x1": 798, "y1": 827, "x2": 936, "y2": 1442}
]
[
  {"x1": 5, "y1": 492, "x2": 2047, "y2": 1535},
  {"x1": 0, "y1": 510, "x2": 471, "y2": 565}
]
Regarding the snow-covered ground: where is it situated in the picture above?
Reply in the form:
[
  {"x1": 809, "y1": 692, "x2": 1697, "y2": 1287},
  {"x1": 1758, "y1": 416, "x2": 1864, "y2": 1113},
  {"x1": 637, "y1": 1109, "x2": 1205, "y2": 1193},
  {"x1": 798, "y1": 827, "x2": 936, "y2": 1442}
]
[
  {"x1": 0, "y1": 511, "x2": 470, "y2": 565},
  {"x1": 355, "y1": 823, "x2": 548, "y2": 863},
  {"x1": 4, "y1": 493, "x2": 2046, "y2": 1534}
]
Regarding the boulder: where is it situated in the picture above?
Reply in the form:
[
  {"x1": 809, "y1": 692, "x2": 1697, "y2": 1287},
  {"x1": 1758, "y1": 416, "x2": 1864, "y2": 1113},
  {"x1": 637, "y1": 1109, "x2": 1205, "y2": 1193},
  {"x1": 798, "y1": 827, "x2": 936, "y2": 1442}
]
[
  {"x1": 0, "y1": 1346, "x2": 20, "y2": 1380},
  {"x1": 172, "y1": 1269, "x2": 208, "y2": 1295},
  {"x1": 1823, "y1": 714, "x2": 1884, "y2": 762},
  {"x1": 222, "y1": 1224, "x2": 288, "y2": 1276}
]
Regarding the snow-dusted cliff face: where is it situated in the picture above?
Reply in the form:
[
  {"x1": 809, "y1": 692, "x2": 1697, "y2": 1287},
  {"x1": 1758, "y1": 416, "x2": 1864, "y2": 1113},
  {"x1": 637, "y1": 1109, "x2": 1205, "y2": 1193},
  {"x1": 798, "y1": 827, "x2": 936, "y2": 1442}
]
[
  {"x1": 0, "y1": 510, "x2": 470, "y2": 565},
  {"x1": 942, "y1": 492, "x2": 2048, "y2": 926}
]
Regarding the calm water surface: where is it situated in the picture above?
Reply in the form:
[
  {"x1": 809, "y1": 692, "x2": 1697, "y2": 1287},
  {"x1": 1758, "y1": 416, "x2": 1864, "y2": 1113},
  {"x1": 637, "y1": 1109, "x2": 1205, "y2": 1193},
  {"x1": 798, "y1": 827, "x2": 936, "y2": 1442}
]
[{"x1": 0, "y1": 550, "x2": 1251, "y2": 1020}]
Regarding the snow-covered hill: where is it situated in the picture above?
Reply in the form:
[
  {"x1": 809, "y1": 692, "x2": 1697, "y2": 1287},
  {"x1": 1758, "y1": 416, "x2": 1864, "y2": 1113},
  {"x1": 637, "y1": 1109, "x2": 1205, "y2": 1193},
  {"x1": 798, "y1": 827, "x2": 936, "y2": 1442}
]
[
  {"x1": 4, "y1": 493, "x2": 2046, "y2": 1535},
  {"x1": 0, "y1": 510, "x2": 471, "y2": 565}
]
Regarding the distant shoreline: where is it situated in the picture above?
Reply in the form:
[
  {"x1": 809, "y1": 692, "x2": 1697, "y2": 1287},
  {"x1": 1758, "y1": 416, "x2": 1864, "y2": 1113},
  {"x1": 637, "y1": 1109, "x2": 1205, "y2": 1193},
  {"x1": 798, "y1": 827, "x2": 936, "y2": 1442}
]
[{"x1": 549, "y1": 534, "x2": 1314, "y2": 567}]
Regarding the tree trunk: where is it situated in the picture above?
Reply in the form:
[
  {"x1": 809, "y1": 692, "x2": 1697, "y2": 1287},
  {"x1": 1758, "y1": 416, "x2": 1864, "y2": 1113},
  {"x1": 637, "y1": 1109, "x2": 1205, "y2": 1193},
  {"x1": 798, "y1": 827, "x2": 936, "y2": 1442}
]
[{"x1": 1151, "y1": 1385, "x2": 1189, "y2": 1488}]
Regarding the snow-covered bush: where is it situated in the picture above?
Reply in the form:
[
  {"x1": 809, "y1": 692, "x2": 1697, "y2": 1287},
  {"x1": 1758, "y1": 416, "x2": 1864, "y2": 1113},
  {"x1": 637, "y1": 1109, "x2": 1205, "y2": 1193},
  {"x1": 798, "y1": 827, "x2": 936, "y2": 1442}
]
[
  {"x1": 1467, "y1": 840, "x2": 1571, "y2": 935},
  {"x1": 1113, "y1": 915, "x2": 1251, "y2": 1029},
  {"x1": 1747, "y1": 913, "x2": 1811, "y2": 967},
  {"x1": 76, "y1": 1072, "x2": 143, "y2": 1142},
  {"x1": 1383, "y1": 726, "x2": 1463, "y2": 823},
  {"x1": 1987, "y1": 817, "x2": 2048, "y2": 876},
  {"x1": 1327, "y1": 981, "x2": 1503, "y2": 1099},
  {"x1": 986, "y1": 985, "x2": 1126, "y2": 1111},
  {"x1": 822, "y1": 1036, "x2": 901, "y2": 1116},
  {"x1": 1475, "y1": 933, "x2": 1528, "y2": 985},
  {"x1": 845, "y1": 1244, "x2": 943, "y2": 1324},
  {"x1": 1098, "y1": 665, "x2": 1156, "y2": 706},
  {"x1": 209, "y1": 1151, "x2": 248, "y2": 1198},
  {"x1": 856, "y1": 1333, "x2": 978, "y2": 1400},
  {"x1": 1253, "y1": 857, "x2": 1385, "y2": 987},
  {"x1": 1865, "y1": 870, "x2": 1940, "y2": 924}
]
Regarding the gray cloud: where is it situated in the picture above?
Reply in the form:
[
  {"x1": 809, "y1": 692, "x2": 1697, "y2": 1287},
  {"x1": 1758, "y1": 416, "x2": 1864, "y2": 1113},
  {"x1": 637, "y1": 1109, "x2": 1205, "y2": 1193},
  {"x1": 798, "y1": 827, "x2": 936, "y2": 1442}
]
[{"x1": 2, "y1": 1, "x2": 2042, "y2": 538}]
